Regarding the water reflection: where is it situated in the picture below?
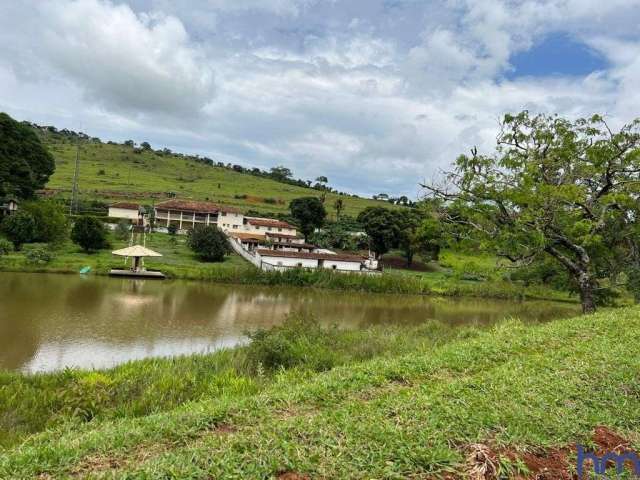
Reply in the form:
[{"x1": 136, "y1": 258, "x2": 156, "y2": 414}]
[{"x1": 0, "y1": 272, "x2": 580, "y2": 373}]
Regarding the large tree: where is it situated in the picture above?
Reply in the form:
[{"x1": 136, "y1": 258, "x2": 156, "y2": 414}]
[
  {"x1": 71, "y1": 216, "x2": 108, "y2": 253},
  {"x1": 187, "y1": 225, "x2": 230, "y2": 262},
  {"x1": 289, "y1": 197, "x2": 326, "y2": 241},
  {"x1": 0, "y1": 113, "x2": 55, "y2": 199},
  {"x1": 424, "y1": 112, "x2": 640, "y2": 314},
  {"x1": 357, "y1": 207, "x2": 399, "y2": 259}
]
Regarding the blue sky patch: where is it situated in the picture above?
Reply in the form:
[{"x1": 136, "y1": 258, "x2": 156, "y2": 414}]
[{"x1": 508, "y1": 33, "x2": 608, "y2": 79}]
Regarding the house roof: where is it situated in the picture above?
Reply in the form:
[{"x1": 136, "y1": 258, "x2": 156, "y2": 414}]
[
  {"x1": 256, "y1": 249, "x2": 364, "y2": 263},
  {"x1": 231, "y1": 232, "x2": 266, "y2": 242},
  {"x1": 110, "y1": 202, "x2": 141, "y2": 210},
  {"x1": 155, "y1": 199, "x2": 240, "y2": 214},
  {"x1": 265, "y1": 232, "x2": 302, "y2": 240},
  {"x1": 247, "y1": 217, "x2": 295, "y2": 229},
  {"x1": 272, "y1": 242, "x2": 316, "y2": 249}
]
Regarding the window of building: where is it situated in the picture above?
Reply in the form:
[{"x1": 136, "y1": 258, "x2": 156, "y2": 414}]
[
  {"x1": 332, "y1": 265, "x2": 337, "y2": 270},
  {"x1": 297, "y1": 263, "x2": 303, "y2": 268}
]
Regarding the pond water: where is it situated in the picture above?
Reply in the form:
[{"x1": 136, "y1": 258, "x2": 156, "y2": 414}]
[{"x1": 0, "y1": 272, "x2": 579, "y2": 373}]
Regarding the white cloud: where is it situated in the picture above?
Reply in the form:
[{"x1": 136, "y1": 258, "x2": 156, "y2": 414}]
[{"x1": 1, "y1": 0, "x2": 640, "y2": 197}]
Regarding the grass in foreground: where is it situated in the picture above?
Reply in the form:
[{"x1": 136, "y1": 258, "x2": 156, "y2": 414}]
[{"x1": 1, "y1": 307, "x2": 640, "y2": 478}]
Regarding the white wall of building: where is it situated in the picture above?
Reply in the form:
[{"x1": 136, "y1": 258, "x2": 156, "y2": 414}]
[
  {"x1": 109, "y1": 207, "x2": 139, "y2": 220},
  {"x1": 321, "y1": 260, "x2": 362, "y2": 271},
  {"x1": 259, "y1": 255, "x2": 318, "y2": 269}
]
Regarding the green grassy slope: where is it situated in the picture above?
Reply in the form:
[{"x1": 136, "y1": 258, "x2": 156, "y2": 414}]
[
  {"x1": 2, "y1": 307, "x2": 639, "y2": 478},
  {"x1": 42, "y1": 137, "x2": 394, "y2": 217}
]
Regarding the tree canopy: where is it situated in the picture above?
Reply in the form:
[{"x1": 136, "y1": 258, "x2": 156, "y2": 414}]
[
  {"x1": 424, "y1": 111, "x2": 640, "y2": 314},
  {"x1": 187, "y1": 225, "x2": 230, "y2": 262},
  {"x1": 357, "y1": 207, "x2": 399, "y2": 258},
  {"x1": 289, "y1": 197, "x2": 326, "y2": 241},
  {"x1": 71, "y1": 216, "x2": 109, "y2": 253},
  {"x1": 0, "y1": 113, "x2": 55, "y2": 199}
]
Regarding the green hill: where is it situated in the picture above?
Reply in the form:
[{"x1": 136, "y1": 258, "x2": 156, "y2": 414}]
[{"x1": 36, "y1": 128, "x2": 397, "y2": 217}]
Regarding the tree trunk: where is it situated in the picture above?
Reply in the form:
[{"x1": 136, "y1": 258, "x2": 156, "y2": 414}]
[
  {"x1": 577, "y1": 272, "x2": 596, "y2": 314},
  {"x1": 406, "y1": 251, "x2": 413, "y2": 267}
]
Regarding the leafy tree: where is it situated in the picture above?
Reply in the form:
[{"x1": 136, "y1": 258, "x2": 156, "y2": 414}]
[
  {"x1": 334, "y1": 198, "x2": 344, "y2": 220},
  {"x1": 424, "y1": 111, "x2": 640, "y2": 314},
  {"x1": 315, "y1": 176, "x2": 328, "y2": 184},
  {"x1": 1, "y1": 211, "x2": 36, "y2": 250},
  {"x1": 0, "y1": 112, "x2": 55, "y2": 199},
  {"x1": 115, "y1": 220, "x2": 131, "y2": 241},
  {"x1": 357, "y1": 207, "x2": 399, "y2": 258},
  {"x1": 269, "y1": 166, "x2": 293, "y2": 181},
  {"x1": 187, "y1": 225, "x2": 230, "y2": 262},
  {"x1": 23, "y1": 200, "x2": 68, "y2": 244},
  {"x1": 123, "y1": 140, "x2": 135, "y2": 147},
  {"x1": 140, "y1": 141, "x2": 152, "y2": 150},
  {"x1": 289, "y1": 197, "x2": 327, "y2": 241},
  {"x1": 0, "y1": 237, "x2": 12, "y2": 255},
  {"x1": 71, "y1": 216, "x2": 108, "y2": 252}
]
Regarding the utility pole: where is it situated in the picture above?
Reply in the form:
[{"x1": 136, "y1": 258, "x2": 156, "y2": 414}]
[{"x1": 70, "y1": 138, "x2": 80, "y2": 215}]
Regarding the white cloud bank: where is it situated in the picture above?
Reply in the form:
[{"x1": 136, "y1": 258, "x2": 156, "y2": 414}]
[{"x1": 0, "y1": 0, "x2": 639, "y2": 196}]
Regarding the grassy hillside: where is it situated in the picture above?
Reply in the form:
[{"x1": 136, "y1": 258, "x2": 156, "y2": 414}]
[
  {"x1": 2, "y1": 307, "x2": 639, "y2": 478},
  {"x1": 40, "y1": 134, "x2": 395, "y2": 217}
]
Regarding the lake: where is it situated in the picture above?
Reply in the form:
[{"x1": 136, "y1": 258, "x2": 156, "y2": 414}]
[{"x1": 0, "y1": 272, "x2": 579, "y2": 373}]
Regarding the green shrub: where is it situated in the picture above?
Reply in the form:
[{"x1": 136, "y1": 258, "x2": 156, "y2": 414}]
[
  {"x1": 244, "y1": 313, "x2": 337, "y2": 373},
  {"x1": 23, "y1": 200, "x2": 68, "y2": 245},
  {"x1": 1, "y1": 211, "x2": 36, "y2": 250},
  {"x1": 0, "y1": 238, "x2": 12, "y2": 255},
  {"x1": 187, "y1": 225, "x2": 229, "y2": 262},
  {"x1": 71, "y1": 216, "x2": 109, "y2": 252},
  {"x1": 114, "y1": 220, "x2": 131, "y2": 241},
  {"x1": 25, "y1": 247, "x2": 54, "y2": 264}
]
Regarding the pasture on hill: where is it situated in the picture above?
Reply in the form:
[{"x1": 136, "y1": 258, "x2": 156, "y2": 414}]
[{"x1": 41, "y1": 137, "x2": 396, "y2": 217}]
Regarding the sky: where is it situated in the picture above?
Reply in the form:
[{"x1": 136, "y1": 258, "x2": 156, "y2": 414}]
[{"x1": 1, "y1": 1, "x2": 639, "y2": 198}]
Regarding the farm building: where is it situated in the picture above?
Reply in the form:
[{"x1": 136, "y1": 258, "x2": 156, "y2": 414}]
[
  {"x1": 0, "y1": 198, "x2": 18, "y2": 218},
  {"x1": 256, "y1": 249, "x2": 368, "y2": 272}
]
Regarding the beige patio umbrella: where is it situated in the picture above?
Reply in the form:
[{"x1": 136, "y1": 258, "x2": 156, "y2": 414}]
[{"x1": 112, "y1": 245, "x2": 162, "y2": 271}]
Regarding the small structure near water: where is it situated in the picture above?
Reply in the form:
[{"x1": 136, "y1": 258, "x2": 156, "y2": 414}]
[{"x1": 110, "y1": 245, "x2": 165, "y2": 279}]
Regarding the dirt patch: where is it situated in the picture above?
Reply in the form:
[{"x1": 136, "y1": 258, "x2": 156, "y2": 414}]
[
  {"x1": 277, "y1": 472, "x2": 311, "y2": 480},
  {"x1": 461, "y1": 426, "x2": 636, "y2": 480},
  {"x1": 211, "y1": 423, "x2": 237, "y2": 434},
  {"x1": 592, "y1": 425, "x2": 631, "y2": 453},
  {"x1": 380, "y1": 255, "x2": 437, "y2": 272}
]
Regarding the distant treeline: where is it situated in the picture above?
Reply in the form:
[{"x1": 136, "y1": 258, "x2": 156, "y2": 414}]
[{"x1": 25, "y1": 122, "x2": 413, "y2": 206}]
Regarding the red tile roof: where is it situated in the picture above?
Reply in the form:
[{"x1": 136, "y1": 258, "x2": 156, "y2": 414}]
[
  {"x1": 265, "y1": 232, "x2": 303, "y2": 240},
  {"x1": 231, "y1": 232, "x2": 266, "y2": 242},
  {"x1": 257, "y1": 249, "x2": 364, "y2": 262},
  {"x1": 247, "y1": 217, "x2": 295, "y2": 229},
  {"x1": 110, "y1": 202, "x2": 140, "y2": 210},
  {"x1": 155, "y1": 199, "x2": 240, "y2": 214}
]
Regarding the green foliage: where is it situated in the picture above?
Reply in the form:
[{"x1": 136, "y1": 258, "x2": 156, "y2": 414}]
[
  {"x1": 289, "y1": 196, "x2": 327, "y2": 240},
  {"x1": 357, "y1": 206, "x2": 399, "y2": 258},
  {"x1": 626, "y1": 266, "x2": 640, "y2": 303},
  {"x1": 167, "y1": 223, "x2": 178, "y2": 235},
  {"x1": 114, "y1": 219, "x2": 131, "y2": 241},
  {"x1": 245, "y1": 313, "x2": 338, "y2": 372},
  {"x1": 24, "y1": 247, "x2": 54, "y2": 264},
  {"x1": 187, "y1": 224, "x2": 230, "y2": 262},
  {"x1": 71, "y1": 216, "x2": 108, "y2": 252},
  {"x1": 1, "y1": 211, "x2": 36, "y2": 250},
  {"x1": 0, "y1": 112, "x2": 55, "y2": 198},
  {"x1": 426, "y1": 111, "x2": 640, "y2": 313},
  {"x1": 22, "y1": 200, "x2": 68, "y2": 244},
  {"x1": 0, "y1": 237, "x2": 13, "y2": 255}
]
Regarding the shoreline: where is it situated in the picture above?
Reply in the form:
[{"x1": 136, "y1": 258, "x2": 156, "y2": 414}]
[{"x1": 0, "y1": 262, "x2": 579, "y2": 304}]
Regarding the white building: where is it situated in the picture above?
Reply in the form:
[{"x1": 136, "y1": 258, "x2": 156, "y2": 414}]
[
  {"x1": 256, "y1": 249, "x2": 368, "y2": 272},
  {"x1": 108, "y1": 202, "x2": 143, "y2": 221}
]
